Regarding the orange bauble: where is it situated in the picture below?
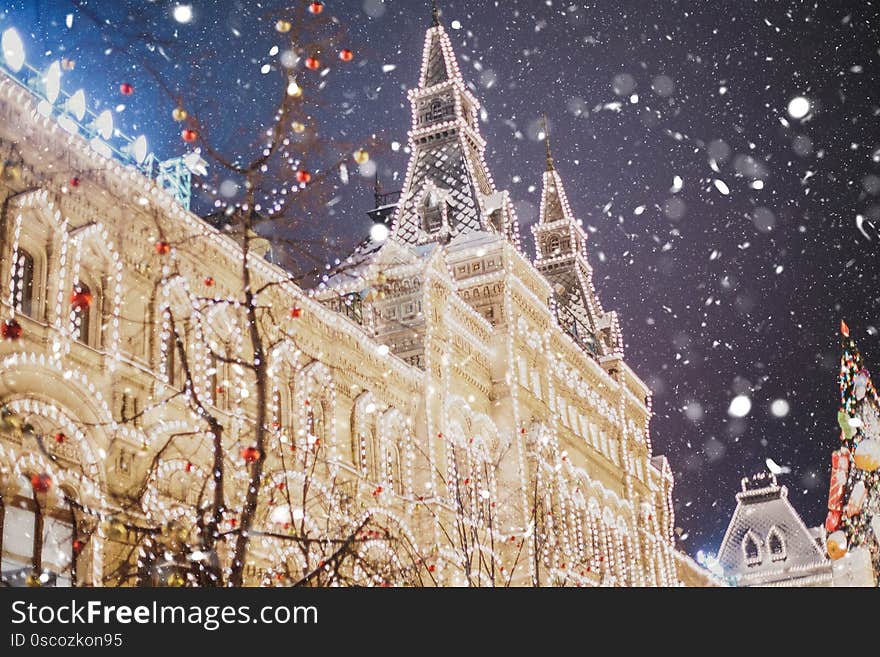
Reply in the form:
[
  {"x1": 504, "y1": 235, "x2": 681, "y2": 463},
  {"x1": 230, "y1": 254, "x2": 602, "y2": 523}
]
[{"x1": 304, "y1": 56, "x2": 320, "y2": 70}]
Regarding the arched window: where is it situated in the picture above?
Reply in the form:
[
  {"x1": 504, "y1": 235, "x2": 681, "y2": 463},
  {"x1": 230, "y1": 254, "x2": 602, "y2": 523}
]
[
  {"x1": 743, "y1": 533, "x2": 761, "y2": 566},
  {"x1": 420, "y1": 191, "x2": 444, "y2": 234},
  {"x1": 386, "y1": 444, "x2": 403, "y2": 495},
  {"x1": 768, "y1": 528, "x2": 786, "y2": 562},
  {"x1": 0, "y1": 480, "x2": 78, "y2": 587},
  {"x1": 12, "y1": 248, "x2": 35, "y2": 317},
  {"x1": 547, "y1": 234, "x2": 561, "y2": 255},
  {"x1": 72, "y1": 282, "x2": 92, "y2": 346}
]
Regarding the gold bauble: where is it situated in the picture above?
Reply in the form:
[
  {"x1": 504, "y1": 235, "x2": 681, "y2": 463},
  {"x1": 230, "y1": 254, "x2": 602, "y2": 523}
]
[
  {"x1": 172, "y1": 106, "x2": 188, "y2": 122},
  {"x1": 166, "y1": 572, "x2": 186, "y2": 587},
  {"x1": 827, "y1": 530, "x2": 848, "y2": 560},
  {"x1": 106, "y1": 519, "x2": 127, "y2": 541},
  {"x1": 353, "y1": 148, "x2": 370, "y2": 164},
  {"x1": 291, "y1": 121, "x2": 306, "y2": 133},
  {"x1": 25, "y1": 572, "x2": 42, "y2": 587},
  {"x1": 854, "y1": 438, "x2": 880, "y2": 472},
  {"x1": 275, "y1": 19, "x2": 292, "y2": 33}
]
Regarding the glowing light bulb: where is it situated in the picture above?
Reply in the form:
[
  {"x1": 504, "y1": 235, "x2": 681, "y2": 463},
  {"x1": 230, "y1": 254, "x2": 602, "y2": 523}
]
[
  {"x1": 2, "y1": 28, "x2": 25, "y2": 73},
  {"x1": 67, "y1": 89, "x2": 86, "y2": 120},
  {"x1": 44, "y1": 61, "x2": 61, "y2": 103}
]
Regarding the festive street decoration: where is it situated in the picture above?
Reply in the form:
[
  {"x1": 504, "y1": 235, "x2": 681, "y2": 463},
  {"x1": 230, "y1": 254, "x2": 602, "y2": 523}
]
[
  {"x1": 181, "y1": 128, "x2": 198, "y2": 143},
  {"x1": 275, "y1": 19, "x2": 292, "y2": 33},
  {"x1": 824, "y1": 323, "x2": 880, "y2": 577},
  {"x1": 172, "y1": 106, "x2": 188, "y2": 121},
  {"x1": 339, "y1": 48, "x2": 354, "y2": 62},
  {"x1": 309, "y1": 1, "x2": 324, "y2": 14},
  {"x1": 304, "y1": 56, "x2": 320, "y2": 70},
  {"x1": 1, "y1": 318, "x2": 22, "y2": 340},
  {"x1": 119, "y1": 82, "x2": 133, "y2": 96}
]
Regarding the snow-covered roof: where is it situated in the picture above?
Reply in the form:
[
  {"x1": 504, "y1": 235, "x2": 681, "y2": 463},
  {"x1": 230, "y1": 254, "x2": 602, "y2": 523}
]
[{"x1": 717, "y1": 473, "x2": 831, "y2": 586}]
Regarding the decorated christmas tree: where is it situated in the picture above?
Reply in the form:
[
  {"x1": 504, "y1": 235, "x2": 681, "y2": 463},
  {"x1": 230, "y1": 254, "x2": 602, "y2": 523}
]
[{"x1": 825, "y1": 321, "x2": 880, "y2": 583}]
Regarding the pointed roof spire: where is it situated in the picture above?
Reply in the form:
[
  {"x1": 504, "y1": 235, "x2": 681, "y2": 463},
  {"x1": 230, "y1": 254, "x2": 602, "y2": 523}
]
[
  {"x1": 431, "y1": 0, "x2": 441, "y2": 26},
  {"x1": 542, "y1": 113, "x2": 555, "y2": 171}
]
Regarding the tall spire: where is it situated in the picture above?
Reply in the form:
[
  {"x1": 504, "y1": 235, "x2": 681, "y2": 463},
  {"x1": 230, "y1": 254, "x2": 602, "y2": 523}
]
[
  {"x1": 542, "y1": 113, "x2": 555, "y2": 172},
  {"x1": 386, "y1": 13, "x2": 519, "y2": 248},
  {"x1": 431, "y1": 0, "x2": 441, "y2": 26}
]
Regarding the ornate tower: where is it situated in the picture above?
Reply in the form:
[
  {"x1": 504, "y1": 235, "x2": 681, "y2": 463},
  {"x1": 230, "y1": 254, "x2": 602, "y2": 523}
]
[
  {"x1": 388, "y1": 5, "x2": 518, "y2": 248},
  {"x1": 531, "y1": 119, "x2": 622, "y2": 359}
]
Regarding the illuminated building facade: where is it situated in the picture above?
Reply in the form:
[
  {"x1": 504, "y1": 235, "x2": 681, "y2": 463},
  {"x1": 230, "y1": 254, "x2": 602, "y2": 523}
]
[{"x1": 0, "y1": 15, "x2": 709, "y2": 586}]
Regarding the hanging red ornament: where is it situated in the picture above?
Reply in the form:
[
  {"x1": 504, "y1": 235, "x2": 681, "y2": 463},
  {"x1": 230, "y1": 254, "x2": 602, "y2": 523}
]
[
  {"x1": 54, "y1": 432, "x2": 66, "y2": 444},
  {"x1": 309, "y1": 1, "x2": 324, "y2": 14},
  {"x1": 72, "y1": 539, "x2": 85, "y2": 554},
  {"x1": 155, "y1": 241, "x2": 171, "y2": 255},
  {"x1": 119, "y1": 82, "x2": 134, "y2": 96},
  {"x1": 290, "y1": 306, "x2": 302, "y2": 318},
  {"x1": 181, "y1": 128, "x2": 198, "y2": 143},
  {"x1": 304, "y1": 56, "x2": 320, "y2": 70},
  {"x1": 427, "y1": 564, "x2": 436, "y2": 572},
  {"x1": 296, "y1": 169, "x2": 311, "y2": 183},
  {"x1": 70, "y1": 287, "x2": 93, "y2": 311},
  {"x1": 185, "y1": 462, "x2": 193, "y2": 472},
  {"x1": 372, "y1": 485, "x2": 383, "y2": 496},
  {"x1": 241, "y1": 446, "x2": 261, "y2": 463},
  {"x1": 203, "y1": 276, "x2": 215, "y2": 287},
  {"x1": 339, "y1": 48, "x2": 354, "y2": 62},
  {"x1": 69, "y1": 176, "x2": 80, "y2": 187},
  {"x1": 31, "y1": 472, "x2": 52, "y2": 493},
  {"x1": 1, "y1": 318, "x2": 22, "y2": 340}
]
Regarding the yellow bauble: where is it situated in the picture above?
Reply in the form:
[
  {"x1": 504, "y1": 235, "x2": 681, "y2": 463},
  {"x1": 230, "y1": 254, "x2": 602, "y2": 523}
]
[
  {"x1": 854, "y1": 438, "x2": 880, "y2": 472},
  {"x1": 275, "y1": 19, "x2": 292, "y2": 33},
  {"x1": 353, "y1": 148, "x2": 370, "y2": 164},
  {"x1": 291, "y1": 121, "x2": 306, "y2": 133},
  {"x1": 166, "y1": 572, "x2": 186, "y2": 587},
  {"x1": 827, "y1": 530, "x2": 848, "y2": 560},
  {"x1": 106, "y1": 519, "x2": 127, "y2": 542},
  {"x1": 25, "y1": 572, "x2": 42, "y2": 587},
  {"x1": 172, "y1": 106, "x2": 188, "y2": 122}
]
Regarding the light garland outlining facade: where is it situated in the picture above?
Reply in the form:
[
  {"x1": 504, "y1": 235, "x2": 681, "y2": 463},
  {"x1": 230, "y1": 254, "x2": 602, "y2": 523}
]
[{"x1": 0, "y1": 13, "x2": 715, "y2": 586}]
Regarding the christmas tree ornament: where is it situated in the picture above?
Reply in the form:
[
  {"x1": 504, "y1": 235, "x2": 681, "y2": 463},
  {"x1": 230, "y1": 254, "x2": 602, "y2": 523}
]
[
  {"x1": 296, "y1": 169, "x2": 311, "y2": 183},
  {"x1": 69, "y1": 176, "x2": 80, "y2": 187},
  {"x1": 166, "y1": 572, "x2": 186, "y2": 587},
  {"x1": 119, "y1": 82, "x2": 133, "y2": 96},
  {"x1": 854, "y1": 369, "x2": 869, "y2": 400},
  {"x1": 275, "y1": 19, "x2": 292, "y2": 33},
  {"x1": 826, "y1": 449, "x2": 849, "y2": 531},
  {"x1": 304, "y1": 56, "x2": 320, "y2": 70},
  {"x1": 309, "y1": 1, "x2": 324, "y2": 14},
  {"x1": 838, "y1": 410, "x2": 857, "y2": 441},
  {"x1": 181, "y1": 128, "x2": 198, "y2": 143},
  {"x1": 31, "y1": 472, "x2": 52, "y2": 493},
  {"x1": 353, "y1": 148, "x2": 369, "y2": 164},
  {"x1": 72, "y1": 539, "x2": 85, "y2": 554},
  {"x1": 203, "y1": 276, "x2": 214, "y2": 287},
  {"x1": 155, "y1": 241, "x2": 171, "y2": 255},
  {"x1": 54, "y1": 432, "x2": 66, "y2": 443},
  {"x1": 1, "y1": 318, "x2": 23, "y2": 340},
  {"x1": 827, "y1": 530, "x2": 848, "y2": 560},
  {"x1": 106, "y1": 519, "x2": 127, "y2": 541},
  {"x1": 290, "y1": 306, "x2": 302, "y2": 318},
  {"x1": 25, "y1": 572, "x2": 42, "y2": 587},
  {"x1": 172, "y1": 106, "x2": 188, "y2": 122},
  {"x1": 291, "y1": 121, "x2": 306, "y2": 133},
  {"x1": 241, "y1": 446, "x2": 260, "y2": 463},
  {"x1": 854, "y1": 438, "x2": 880, "y2": 471},
  {"x1": 339, "y1": 48, "x2": 354, "y2": 62},
  {"x1": 71, "y1": 286, "x2": 93, "y2": 311},
  {"x1": 845, "y1": 480, "x2": 867, "y2": 517}
]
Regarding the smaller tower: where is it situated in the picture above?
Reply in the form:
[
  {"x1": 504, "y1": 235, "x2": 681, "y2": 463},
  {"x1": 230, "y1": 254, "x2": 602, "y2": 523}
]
[{"x1": 531, "y1": 116, "x2": 622, "y2": 359}]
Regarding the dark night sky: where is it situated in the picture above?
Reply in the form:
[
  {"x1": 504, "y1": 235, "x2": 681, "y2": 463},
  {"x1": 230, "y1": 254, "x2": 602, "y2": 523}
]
[{"x1": 3, "y1": 0, "x2": 880, "y2": 558}]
